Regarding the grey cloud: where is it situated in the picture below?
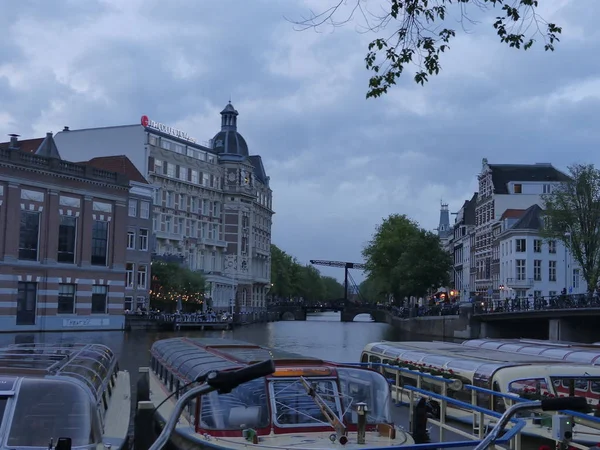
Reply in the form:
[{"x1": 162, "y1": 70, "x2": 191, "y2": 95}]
[{"x1": 0, "y1": 0, "x2": 599, "y2": 280}]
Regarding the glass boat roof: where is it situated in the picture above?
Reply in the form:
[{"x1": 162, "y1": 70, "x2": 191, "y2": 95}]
[
  {"x1": 151, "y1": 338, "x2": 323, "y2": 382},
  {"x1": 0, "y1": 343, "x2": 117, "y2": 402},
  {"x1": 463, "y1": 339, "x2": 600, "y2": 365},
  {"x1": 368, "y1": 341, "x2": 575, "y2": 380}
]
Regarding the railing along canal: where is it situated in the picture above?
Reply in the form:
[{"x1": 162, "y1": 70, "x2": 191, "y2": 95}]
[
  {"x1": 475, "y1": 294, "x2": 600, "y2": 315},
  {"x1": 346, "y1": 362, "x2": 600, "y2": 450}
]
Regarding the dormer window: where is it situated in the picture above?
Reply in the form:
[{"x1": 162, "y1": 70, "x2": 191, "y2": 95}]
[
  {"x1": 215, "y1": 139, "x2": 224, "y2": 147},
  {"x1": 514, "y1": 184, "x2": 522, "y2": 194}
]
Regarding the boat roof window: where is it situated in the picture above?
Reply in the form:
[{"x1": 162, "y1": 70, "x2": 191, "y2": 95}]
[
  {"x1": 337, "y1": 368, "x2": 392, "y2": 425},
  {"x1": 270, "y1": 378, "x2": 341, "y2": 428},
  {"x1": 199, "y1": 378, "x2": 269, "y2": 430},
  {"x1": 7, "y1": 379, "x2": 95, "y2": 448},
  {"x1": 0, "y1": 397, "x2": 8, "y2": 429}
]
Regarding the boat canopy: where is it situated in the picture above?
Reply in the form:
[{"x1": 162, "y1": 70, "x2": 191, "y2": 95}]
[
  {"x1": 463, "y1": 339, "x2": 600, "y2": 366},
  {"x1": 0, "y1": 343, "x2": 117, "y2": 403},
  {"x1": 151, "y1": 338, "x2": 324, "y2": 383}
]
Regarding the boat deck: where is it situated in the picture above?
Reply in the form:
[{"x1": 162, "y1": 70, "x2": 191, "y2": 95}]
[{"x1": 103, "y1": 371, "x2": 131, "y2": 441}]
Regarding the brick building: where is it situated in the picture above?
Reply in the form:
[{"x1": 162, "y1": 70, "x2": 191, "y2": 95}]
[{"x1": 0, "y1": 134, "x2": 130, "y2": 331}]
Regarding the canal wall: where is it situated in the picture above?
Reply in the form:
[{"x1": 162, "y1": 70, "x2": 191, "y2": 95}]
[{"x1": 384, "y1": 304, "x2": 479, "y2": 340}]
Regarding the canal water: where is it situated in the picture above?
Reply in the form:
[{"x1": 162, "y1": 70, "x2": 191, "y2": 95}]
[{"x1": 0, "y1": 312, "x2": 426, "y2": 373}]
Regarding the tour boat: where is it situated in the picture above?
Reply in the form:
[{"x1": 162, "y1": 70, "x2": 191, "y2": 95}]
[
  {"x1": 0, "y1": 342, "x2": 130, "y2": 449},
  {"x1": 462, "y1": 338, "x2": 600, "y2": 366},
  {"x1": 362, "y1": 340, "x2": 600, "y2": 445},
  {"x1": 144, "y1": 337, "x2": 415, "y2": 449}
]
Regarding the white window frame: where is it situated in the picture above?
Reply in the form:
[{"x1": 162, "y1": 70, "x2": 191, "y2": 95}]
[
  {"x1": 127, "y1": 231, "x2": 135, "y2": 250},
  {"x1": 128, "y1": 199, "x2": 137, "y2": 217}
]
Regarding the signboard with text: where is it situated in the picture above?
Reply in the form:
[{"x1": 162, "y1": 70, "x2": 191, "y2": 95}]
[{"x1": 141, "y1": 115, "x2": 197, "y2": 143}]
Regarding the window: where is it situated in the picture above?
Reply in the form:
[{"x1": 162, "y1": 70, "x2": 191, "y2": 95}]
[
  {"x1": 57, "y1": 284, "x2": 76, "y2": 314},
  {"x1": 548, "y1": 240, "x2": 557, "y2": 254},
  {"x1": 516, "y1": 239, "x2": 526, "y2": 252},
  {"x1": 57, "y1": 216, "x2": 76, "y2": 263},
  {"x1": 514, "y1": 184, "x2": 522, "y2": 194},
  {"x1": 534, "y1": 290, "x2": 542, "y2": 298},
  {"x1": 534, "y1": 260, "x2": 542, "y2": 281},
  {"x1": 191, "y1": 170, "x2": 199, "y2": 184},
  {"x1": 137, "y1": 265, "x2": 147, "y2": 289},
  {"x1": 533, "y1": 239, "x2": 542, "y2": 253},
  {"x1": 140, "y1": 201, "x2": 150, "y2": 219},
  {"x1": 516, "y1": 259, "x2": 526, "y2": 280},
  {"x1": 549, "y1": 260, "x2": 557, "y2": 282},
  {"x1": 18, "y1": 211, "x2": 40, "y2": 260},
  {"x1": 549, "y1": 290, "x2": 557, "y2": 297},
  {"x1": 167, "y1": 164, "x2": 175, "y2": 178},
  {"x1": 139, "y1": 229, "x2": 149, "y2": 251},
  {"x1": 91, "y1": 285, "x2": 108, "y2": 314},
  {"x1": 127, "y1": 231, "x2": 135, "y2": 250},
  {"x1": 270, "y1": 379, "x2": 341, "y2": 427},
  {"x1": 124, "y1": 296, "x2": 133, "y2": 311},
  {"x1": 128, "y1": 199, "x2": 137, "y2": 217},
  {"x1": 91, "y1": 221, "x2": 109, "y2": 266},
  {"x1": 136, "y1": 297, "x2": 146, "y2": 310},
  {"x1": 573, "y1": 269, "x2": 580, "y2": 289},
  {"x1": 126, "y1": 263, "x2": 135, "y2": 288},
  {"x1": 543, "y1": 184, "x2": 552, "y2": 194}
]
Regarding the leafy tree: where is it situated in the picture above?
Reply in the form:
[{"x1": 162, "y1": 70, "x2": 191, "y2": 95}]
[
  {"x1": 291, "y1": 0, "x2": 561, "y2": 98},
  {"x1": 270, "y1": 244, "x2": 345, "y2": 302},
  {"x1": 359, "y1": 276, "x2": 388, "y2": 304},
  {"x1": 363, "y1": 214, "x2": 452, "y2": 302},
  {"x1": 150, "y1": 261, "x2": 205, "y2": 312},
  {"x1": 542, "y1": 164, "x2": 600, "y2": 293}
]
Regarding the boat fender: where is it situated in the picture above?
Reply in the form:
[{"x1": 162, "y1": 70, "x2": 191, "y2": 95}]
[
  {"x1": 412, "y1": 398, "x2": 431, "y2": 444},
  {"x1": 137, "y1": 373, "x2": 150, "y2": 403}
]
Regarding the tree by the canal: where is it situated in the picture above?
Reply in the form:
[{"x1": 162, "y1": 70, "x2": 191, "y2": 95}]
[
  {"x1": 542, "y1": 164, "x2": 600, "y2": 293},
  {"x1": 270, "y1": 244, "x2": 345, "y2": 302},
  {"x1": 291, "y1": 0, "x2": 561, "y2": 98},
  {"x1": 359, "y1": 276, "x2": 388, "y2": 304},
  {"x1": 362, "y1": 214, "x2": 452, "y2": 303},
  {"x1": 150, "y1": 261, "x2": 205, "y2": 312}
]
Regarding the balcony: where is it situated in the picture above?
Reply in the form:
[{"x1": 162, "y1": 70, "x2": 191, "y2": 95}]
[
  {"x1": 155, "y1": 230, "x2": 183, "y2": 241},
  {"x1": 505, "y1": 278, "x2": 534, "y2": 288}
]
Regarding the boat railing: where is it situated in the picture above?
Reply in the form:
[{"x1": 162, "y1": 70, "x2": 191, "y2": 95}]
[{"x1": 349, "y1": 362, "x2": 600, "y2": 450}]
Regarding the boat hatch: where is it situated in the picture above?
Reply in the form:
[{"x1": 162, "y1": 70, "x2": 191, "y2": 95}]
[{"x1": 6, "y1": 378, "x2": 99, "y2": 448}]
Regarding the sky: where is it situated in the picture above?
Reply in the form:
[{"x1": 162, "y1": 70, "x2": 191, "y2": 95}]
[{"x1": 0, "y1": 0, "x2": 599, "y2": 283}]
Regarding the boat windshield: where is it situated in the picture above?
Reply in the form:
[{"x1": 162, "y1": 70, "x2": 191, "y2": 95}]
[
  {"x1": 550, "y1": 376, "x2": 600, "y2": 400},
  {"x1": 8, "y1": 379, "x2": 95, "y2": 448},
  {"x1": 337, "y1": 367, "x2": 392, "y2": 424},
  {"x1": 200, "y1": 378, "x2": 269, "y2": 430},
  {"x1": 270, "y1": 377, "x2": 342, "y2": 427}
]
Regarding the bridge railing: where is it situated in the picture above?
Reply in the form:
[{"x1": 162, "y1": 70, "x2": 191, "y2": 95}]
[{"x1": 474, "y1": 294, "x2": 600, "y2": 315}]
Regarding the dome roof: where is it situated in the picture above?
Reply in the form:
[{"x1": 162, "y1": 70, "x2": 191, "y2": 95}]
[{"x1": 212, "y1": 101, "x2": 249, "y2": 157}]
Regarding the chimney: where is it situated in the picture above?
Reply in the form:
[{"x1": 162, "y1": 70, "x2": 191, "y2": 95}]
[
  {"x1": 63, "y1": 126, "x2": 70, "y2": 131},
  {"x1": 8, "y1": 134, "x2": 19, "y2": 150},
  {"x1": 46, "y1": 132, "x2": 53, "y2": 138}
]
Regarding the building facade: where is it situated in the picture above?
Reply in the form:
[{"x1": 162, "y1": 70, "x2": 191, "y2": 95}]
[
  {"x1": 0, "y1": 134, "x2": 130, "y2": 331},
  {"x1": 497, "y1": 204, "x2": 587, "y2": 299},
  {"x1": 452, "y1": 193, "x2": 476, "y2": 299},
  {"x1": 83, "y1": 156, "x2": 154, "y2": 312},
  {"x1": 474, "y1": 158, "x2": 570, "y2": 299},
  {"x1": 54, "y1": 103, "x2": 274, "y2": 315}
]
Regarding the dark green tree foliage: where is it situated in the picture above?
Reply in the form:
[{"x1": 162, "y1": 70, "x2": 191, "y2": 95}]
[
  {"x1": 150, "y1": 261, "x2": 205, "y2": 312},
  {"x1": 542, "y1": 164, "x2": 600, "y2": 293},
  {"x1": 292, "y1": 0, "x2": 561, "y2": 98},
  {"x1": 362, "y1": 214, "x2": 452, "y2": 301},
  {"x1": 359, "y1": 276, "x2": 388, "y2": 304},
  {"x1": 270, "y1": 244, "x2": 345, "y2": 302}
]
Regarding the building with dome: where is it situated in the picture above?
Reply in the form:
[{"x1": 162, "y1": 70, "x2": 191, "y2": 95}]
[{"x1": 53, "y1": 103, "x2": 274, "y2": 316}]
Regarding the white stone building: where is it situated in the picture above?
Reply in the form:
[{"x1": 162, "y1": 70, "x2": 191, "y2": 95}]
[
  {"x1": 498, "y1": 204, "x2": 587, "y2": 299},
  {"x1": 475, "y1": 158, "x2": 570, "y2": 299},
  {"x1": 54, "y1": 103, "x2": 274, "y2": 314},
  {"x1": 452, "y1": 193, "x2": 477, "y2": 300}
]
